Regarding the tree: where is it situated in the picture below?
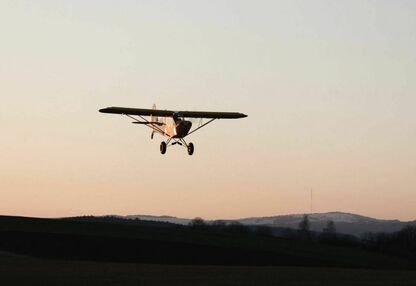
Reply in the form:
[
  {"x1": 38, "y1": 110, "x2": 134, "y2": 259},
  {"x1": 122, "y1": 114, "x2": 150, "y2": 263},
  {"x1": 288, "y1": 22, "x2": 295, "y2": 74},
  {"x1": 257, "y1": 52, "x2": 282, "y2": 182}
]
[
  {"x1": 396, "y1": 225, "x2": 416, "y2": 253},
  {"x1": 299, "y1": 214, "x2": 310, "y2": 232},
  {"x1": 189, "y1": 217, "x2": 206, "y2": 229},
  {"x1": 320, "y1": 220, "x2": 337, "y2": 242},
  {"x1": 323, "y1": 220, "x2": 336, "y2": 235},
  {"x1": 298, "y1": 214, "x2": 311, "y2": 240}
]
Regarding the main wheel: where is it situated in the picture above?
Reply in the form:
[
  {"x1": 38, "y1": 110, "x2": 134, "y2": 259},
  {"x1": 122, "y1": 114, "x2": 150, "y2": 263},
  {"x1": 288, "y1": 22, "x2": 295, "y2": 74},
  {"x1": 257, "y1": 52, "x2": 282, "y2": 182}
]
[
  {"x1": 187, "y1": 143, "x2": 194, "y2": 156},
  {"x1": 160, "y1": 142, "x2": 167, "y2": 154}
]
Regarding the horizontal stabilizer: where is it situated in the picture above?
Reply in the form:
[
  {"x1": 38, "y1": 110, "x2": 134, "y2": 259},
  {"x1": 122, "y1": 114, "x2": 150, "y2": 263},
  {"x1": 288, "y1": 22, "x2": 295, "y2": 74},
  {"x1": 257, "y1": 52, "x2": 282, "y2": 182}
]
[{"x1": 132, "y1": 121, "x2": 163, "y2": 125}]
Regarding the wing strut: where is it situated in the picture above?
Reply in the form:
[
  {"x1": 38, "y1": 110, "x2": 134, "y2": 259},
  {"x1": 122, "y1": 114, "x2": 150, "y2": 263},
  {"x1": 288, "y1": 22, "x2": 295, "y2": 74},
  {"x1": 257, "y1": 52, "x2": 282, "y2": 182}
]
[{"x1": 184, "y1": 118, "x2": 216, "y2": 138}]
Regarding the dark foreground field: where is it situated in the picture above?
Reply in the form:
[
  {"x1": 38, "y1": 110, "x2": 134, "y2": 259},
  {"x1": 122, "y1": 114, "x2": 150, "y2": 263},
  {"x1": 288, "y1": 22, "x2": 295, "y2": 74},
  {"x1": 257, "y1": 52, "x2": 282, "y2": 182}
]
[
  {"x1": 1, "y1": 252, "x2": 416, "y2": 286},
  {"x1": 1, "y1": 215, "x2": 416, "y2": 285}
]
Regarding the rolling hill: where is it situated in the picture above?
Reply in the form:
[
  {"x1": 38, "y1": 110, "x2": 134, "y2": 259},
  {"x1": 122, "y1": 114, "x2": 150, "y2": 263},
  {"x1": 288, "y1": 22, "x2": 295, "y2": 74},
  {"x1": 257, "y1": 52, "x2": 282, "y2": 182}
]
[{"x1": 125, "y1": 212, "x2": 416, "y2": 236}]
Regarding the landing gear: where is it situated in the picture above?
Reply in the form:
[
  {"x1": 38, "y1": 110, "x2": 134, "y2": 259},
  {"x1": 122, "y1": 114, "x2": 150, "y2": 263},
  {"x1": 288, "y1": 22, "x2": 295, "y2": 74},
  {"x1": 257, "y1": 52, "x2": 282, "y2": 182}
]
[
  {"x1": 159, "y1": 138, "x2": 194, "y2": 155},
  {"x1": 160, "y1": 141, "x2": 167, "y2": 154},
  {"x1": 187, "y1": 143, "x2": 194, "y2": 156}
]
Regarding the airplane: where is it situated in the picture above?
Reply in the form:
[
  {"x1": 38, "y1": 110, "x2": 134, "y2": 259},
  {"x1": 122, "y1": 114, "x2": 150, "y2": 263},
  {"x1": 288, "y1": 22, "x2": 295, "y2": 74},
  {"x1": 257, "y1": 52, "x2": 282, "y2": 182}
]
[{"x1": 99, "y1": 105, "x2": 247, "y2": 155}]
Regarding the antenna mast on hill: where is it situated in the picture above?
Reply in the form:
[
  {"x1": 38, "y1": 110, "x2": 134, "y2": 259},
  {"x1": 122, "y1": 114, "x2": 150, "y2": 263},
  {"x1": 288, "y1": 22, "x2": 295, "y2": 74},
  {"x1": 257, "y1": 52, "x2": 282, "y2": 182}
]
[{"x1": 310, "y1": 188, "x2": 313, "y2": 214}]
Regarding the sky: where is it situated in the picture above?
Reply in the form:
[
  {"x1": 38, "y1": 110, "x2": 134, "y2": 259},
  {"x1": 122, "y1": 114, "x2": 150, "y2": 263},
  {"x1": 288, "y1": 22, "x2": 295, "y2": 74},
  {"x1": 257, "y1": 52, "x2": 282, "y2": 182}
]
[{"x1": 1, "y1": 0, "x2": 415, "y2": 221}]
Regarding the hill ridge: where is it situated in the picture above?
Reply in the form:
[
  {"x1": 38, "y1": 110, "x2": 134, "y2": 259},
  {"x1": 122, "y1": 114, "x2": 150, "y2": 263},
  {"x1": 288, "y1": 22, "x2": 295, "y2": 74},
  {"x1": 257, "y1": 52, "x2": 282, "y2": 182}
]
[{"x1": 122, "y1": 212, "x2": 415, "y2": 236}]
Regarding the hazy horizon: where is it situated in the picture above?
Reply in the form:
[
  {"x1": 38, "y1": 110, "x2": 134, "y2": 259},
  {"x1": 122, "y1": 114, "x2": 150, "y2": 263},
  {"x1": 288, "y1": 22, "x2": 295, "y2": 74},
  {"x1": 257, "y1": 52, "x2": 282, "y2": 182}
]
[
  {"x1": 51, "y1": 210, "x2": 416, "y2": 222},
  {"x1": 1, "y1": 1, "x2": 415, "y2": 221}
]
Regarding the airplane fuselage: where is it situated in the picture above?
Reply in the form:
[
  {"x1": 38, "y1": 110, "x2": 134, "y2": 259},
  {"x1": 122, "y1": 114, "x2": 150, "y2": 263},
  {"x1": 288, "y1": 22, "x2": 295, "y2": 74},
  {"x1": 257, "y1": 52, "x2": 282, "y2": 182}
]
[{"x1": 153, "y1": 119, "x2": 192, "y2": 138}]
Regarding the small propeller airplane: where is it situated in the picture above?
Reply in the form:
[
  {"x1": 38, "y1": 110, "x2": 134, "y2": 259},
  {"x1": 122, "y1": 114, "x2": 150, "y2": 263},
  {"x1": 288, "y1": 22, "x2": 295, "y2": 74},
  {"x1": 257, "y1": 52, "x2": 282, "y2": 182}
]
[{"x1": 99, "y1": 105, "x2": 247, "y2": 155}]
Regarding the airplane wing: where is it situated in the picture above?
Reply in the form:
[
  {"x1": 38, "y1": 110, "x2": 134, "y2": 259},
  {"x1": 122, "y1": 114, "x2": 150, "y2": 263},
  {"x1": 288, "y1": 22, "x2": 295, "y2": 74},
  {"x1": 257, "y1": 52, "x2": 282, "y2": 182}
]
[
  {"x1": 99, "y1": 107, "x2": 173, "y2": 117},
  {"x1": 178, "y1": 111, "x2": 247, "y2": 119},
  {"x1": 99, "y1": 107, "x2": 247, "y2": 119}
]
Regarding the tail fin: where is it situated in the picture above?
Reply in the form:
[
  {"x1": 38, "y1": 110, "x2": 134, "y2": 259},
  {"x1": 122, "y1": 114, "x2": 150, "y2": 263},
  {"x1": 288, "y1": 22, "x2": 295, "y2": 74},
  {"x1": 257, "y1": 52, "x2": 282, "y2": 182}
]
[
  {"x1": 150, "y1": 104, "x2": 163, "y2": 124},
  {"x1": 150, "y1": 104, "x2": 158, "y2": 124},
  {"x1": 150, "y1": 104, "x2": 163, "y2": 139}
]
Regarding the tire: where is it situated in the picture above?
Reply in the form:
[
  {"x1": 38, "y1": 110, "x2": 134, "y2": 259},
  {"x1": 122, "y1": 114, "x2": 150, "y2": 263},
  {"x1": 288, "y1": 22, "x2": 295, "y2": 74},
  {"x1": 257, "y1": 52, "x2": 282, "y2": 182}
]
[
  {"x1": 187, "y1": 143, "x2": 194, "y2": 155},
  {"x1": 160, "y1": 142, "x2": 167, "y2": 154}
]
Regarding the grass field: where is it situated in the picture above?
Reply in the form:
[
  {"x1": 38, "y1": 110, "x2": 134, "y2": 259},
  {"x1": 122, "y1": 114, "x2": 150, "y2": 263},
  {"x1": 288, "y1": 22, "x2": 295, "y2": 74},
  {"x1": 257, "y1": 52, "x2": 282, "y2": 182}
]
[
  {"x1": 1, "y1": 216, "x2": 415, "y2": 269},
  {"x1": 1, "y1": 215, "x2": 416, "y2": 285},
  {"x1": 1, "y1": 252, "x2": 416, "y2": 286}
]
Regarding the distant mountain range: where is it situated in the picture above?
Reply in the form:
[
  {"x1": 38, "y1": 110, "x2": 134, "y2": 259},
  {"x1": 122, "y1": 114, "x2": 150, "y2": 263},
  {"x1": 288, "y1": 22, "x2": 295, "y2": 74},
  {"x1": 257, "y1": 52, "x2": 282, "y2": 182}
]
[{"x1": 123, "y1": 212, "x2": 416, "y2": 237}]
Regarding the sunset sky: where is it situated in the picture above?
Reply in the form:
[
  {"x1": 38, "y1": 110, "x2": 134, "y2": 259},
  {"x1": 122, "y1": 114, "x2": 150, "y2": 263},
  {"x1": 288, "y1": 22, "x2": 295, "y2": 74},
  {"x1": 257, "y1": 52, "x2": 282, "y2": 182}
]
[{"x1": 1, "y1": 0, "x2": 415, "y2": 221}]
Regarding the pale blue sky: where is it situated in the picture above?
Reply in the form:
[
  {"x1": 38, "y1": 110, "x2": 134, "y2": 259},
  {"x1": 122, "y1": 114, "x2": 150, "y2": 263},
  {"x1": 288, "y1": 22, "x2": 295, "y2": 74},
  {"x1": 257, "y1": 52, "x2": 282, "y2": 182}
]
[{"x1": 1, "y1": 1, "x2": 415, "y2": 220}]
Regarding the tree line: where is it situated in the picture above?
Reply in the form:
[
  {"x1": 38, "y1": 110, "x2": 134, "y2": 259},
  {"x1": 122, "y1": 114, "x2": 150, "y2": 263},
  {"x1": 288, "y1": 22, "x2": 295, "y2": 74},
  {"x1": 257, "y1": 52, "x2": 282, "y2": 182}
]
[{"x1": 188, "y1": 215, "x2": 416, "y2": 259}]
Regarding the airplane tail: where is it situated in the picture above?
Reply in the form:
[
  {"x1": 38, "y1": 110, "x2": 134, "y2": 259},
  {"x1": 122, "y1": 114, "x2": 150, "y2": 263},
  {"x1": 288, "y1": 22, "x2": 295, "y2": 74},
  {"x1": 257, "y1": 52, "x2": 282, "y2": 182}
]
[
  {"x1": 150, "y1": 104, "x2": 163, "y2": 139},
  {"x1": 150, "y1": 104, "x2": 158, "y2": 124}
]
